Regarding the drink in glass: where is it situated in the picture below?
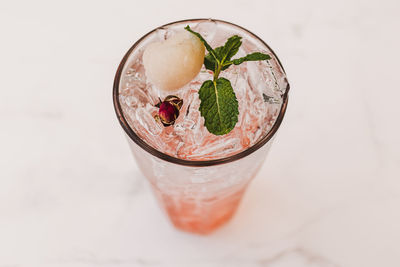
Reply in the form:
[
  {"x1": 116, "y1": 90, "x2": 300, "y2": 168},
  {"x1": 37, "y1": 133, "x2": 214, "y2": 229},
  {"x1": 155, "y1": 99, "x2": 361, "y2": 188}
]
[{"x1": 113, "y1": 19, "x2": 289, "y2": 234}]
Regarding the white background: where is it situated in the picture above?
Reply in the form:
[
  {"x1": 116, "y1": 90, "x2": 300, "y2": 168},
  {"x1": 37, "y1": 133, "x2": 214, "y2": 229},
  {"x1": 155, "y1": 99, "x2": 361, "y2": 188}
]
[{"x1": 1, "y1": 0, "x2": 400, "y2": 266}]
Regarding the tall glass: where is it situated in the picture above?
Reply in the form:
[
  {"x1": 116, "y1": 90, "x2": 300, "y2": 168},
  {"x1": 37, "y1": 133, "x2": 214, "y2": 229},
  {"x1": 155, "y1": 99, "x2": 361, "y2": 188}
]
[{"x1": 113, "y1": 19, "x2": 289, "y2": 234}]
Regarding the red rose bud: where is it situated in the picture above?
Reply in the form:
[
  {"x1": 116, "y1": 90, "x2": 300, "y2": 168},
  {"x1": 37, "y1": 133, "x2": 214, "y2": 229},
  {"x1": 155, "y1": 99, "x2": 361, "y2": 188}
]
[
  {"x1": 164, "y1": 95, "x2": 183, "y2": 110},
  {"x1": 155, "y1": 95, "x2": 183, "y2": 126}
]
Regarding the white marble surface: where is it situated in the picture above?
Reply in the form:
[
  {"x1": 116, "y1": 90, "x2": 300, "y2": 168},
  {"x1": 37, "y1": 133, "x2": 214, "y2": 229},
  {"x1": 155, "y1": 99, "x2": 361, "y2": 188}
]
[{"x1": 1, "y1": 0, "x2": 400, "y2": 266}]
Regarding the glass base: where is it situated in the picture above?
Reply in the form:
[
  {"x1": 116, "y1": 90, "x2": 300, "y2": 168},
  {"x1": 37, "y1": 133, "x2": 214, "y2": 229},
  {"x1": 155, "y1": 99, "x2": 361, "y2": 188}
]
[{"x1": 151, "y1": 184, "x2": 248, "y2": 234}]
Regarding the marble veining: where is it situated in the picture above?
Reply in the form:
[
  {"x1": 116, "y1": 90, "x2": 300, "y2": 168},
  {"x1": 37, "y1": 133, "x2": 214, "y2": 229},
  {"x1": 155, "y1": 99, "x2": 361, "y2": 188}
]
[{"x1": 1, "y1": 0, "x2": 400, "y2": 266}]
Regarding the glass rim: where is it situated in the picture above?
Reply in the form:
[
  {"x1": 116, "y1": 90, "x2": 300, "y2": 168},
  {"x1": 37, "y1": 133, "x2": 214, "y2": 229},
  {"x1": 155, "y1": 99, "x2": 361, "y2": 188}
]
[{"x1": 113, "y1": 18, "x2": 290, "y2": 167}]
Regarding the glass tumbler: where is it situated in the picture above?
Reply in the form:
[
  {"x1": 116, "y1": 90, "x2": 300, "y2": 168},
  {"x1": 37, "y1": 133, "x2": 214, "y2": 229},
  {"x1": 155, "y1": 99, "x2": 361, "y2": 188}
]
[{"x1": 113, "y1": 19, "x2": 289, "y2": 234}]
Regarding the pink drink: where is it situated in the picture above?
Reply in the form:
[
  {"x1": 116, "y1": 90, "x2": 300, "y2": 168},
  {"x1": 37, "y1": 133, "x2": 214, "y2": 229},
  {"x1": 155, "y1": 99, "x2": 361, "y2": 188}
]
[{"x1": 113, "y1": 19, "x2": 289, "y2": 234}]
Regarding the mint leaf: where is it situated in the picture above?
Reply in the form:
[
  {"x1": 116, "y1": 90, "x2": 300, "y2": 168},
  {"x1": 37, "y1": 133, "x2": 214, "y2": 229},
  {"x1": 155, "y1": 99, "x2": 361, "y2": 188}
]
[
  {"x1": 231, "y1": 52, "x2": 271, "y2": 65},
  {"x1": 203, "y1": 36, "x2": 241, "y2": 72},
  {"x1": 198, "y1": 78, "x2": 239, "y2": 135},
  {"x1": 221, "y1": 35, "x2": 242, "y2": 63},
  {"x1": 204, "y1": 47, "x2": 223, "y2": 71},
  {"x1": 184, "y1": 26, "x2": 217, "y2": 62},
  {"x1": 204, "y1": 53, "x2": 216, "y2": 71}
]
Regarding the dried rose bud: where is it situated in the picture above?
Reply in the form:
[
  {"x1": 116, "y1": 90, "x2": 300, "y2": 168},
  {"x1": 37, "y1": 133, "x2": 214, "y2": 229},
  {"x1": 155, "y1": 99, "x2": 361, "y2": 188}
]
[
  {"x1": 154, "y1": 95, "x2": 183, "y2": 126},
  {"x1": 164, "y1": 95, "x2": 183, "y2": 110}
]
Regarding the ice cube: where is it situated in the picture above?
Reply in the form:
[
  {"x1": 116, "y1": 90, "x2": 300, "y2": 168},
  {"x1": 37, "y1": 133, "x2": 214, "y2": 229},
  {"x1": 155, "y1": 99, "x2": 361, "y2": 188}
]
[
  {"x1": 192, "y1": 20, "x2": 218, "y2": 43},
  {"x1": 155, "y1": 27, "x2": 174, "y2": 41},
  {"x1": 186, "y1": 137, "x2": 241, "y2": 160},
  {"x1": 135, "y1": 107, "x2": 162, "y2": 136}
]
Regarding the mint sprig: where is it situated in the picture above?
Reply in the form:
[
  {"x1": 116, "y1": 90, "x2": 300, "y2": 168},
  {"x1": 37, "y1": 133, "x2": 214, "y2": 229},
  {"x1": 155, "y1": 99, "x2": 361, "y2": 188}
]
[{"x1": 185, "y1": 26, "x2": 271, "y2": 136}]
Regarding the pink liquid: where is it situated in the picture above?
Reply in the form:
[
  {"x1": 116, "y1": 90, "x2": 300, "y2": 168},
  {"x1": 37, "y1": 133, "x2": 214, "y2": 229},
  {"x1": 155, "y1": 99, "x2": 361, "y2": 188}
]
[
  {"x1": 131, "y1": 139, "x2": 266, "y2": 234},
  {"x1": 152, "y1": 183, "x2": 248, "y2": 234}
]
